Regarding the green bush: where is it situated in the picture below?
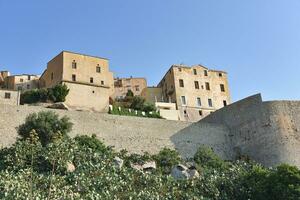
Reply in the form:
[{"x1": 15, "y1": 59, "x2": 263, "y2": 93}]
[
  {"x1": 20, "y1": 84, "x2": 69, "y2": 104},
  {"x1": 194, "y1": 146, "x2": 228, "y2": 170},
  {"x1": 153, "y1": 148, "x2": 182, "y2": 174},
  {"x1": 18, "y1": 111, "x2": 73, "y2": 146}
]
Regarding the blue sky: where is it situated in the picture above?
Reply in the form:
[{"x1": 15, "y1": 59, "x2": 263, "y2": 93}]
[{"x1": 0, "y1": 0, "x2": 299, "y2": 102}]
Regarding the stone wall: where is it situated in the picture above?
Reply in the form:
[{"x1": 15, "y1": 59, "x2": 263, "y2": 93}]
[
  {"x1": 201, "y1": 94, "x2": 300, "y2": 167},
  {"x1": 0, "y1": 89, "x2": 20, "y2": 106},
  {"x1": 0, "y1": 104, "x2": 230, "y2": 159}
]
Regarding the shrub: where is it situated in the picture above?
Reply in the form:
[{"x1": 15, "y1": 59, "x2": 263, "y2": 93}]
[
  {"x1": 130, "y1": 96, "x2": 145, "y2": 110},
  {"x1": 20, "y1": 84, "x2": 69, "y2": 104},
  {"x1": 153, "y1": 148, "x2": 182, "y2": 174},
  {"x1": 194, "y1": 146, "x2": 228, "y2": 170},
  {"x1": 18, "y1": 111, "x2": 73, "y2": 146}
]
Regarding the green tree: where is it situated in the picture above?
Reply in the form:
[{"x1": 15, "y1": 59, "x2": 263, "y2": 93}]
[
  {"x1": 194, "y1": 146, "x2": 228, "y2": 170},
  {"x1": 49, "y1": 84, "x2": 70, "y2": 102},
  {"x1": 18, "y1": 111, "x2": 73, "y2": 146}
]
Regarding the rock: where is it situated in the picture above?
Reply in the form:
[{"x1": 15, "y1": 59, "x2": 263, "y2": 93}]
[
  {"x1": 142, "y1": 112, "x2": 146, "y2": 116},
  {"x1": 113, "y1": 157, "x2": 124, "y2": 169},
  {"x1": 142, "y1": 161, "x2": 156, "y2": 171},
  {"x1": 47, "y1": 102, "x2": 69, "y2": 110},
  {"x1": 171, "y1": 164, "x2": 190, "y2": 180},
  {"x1": 171, "y1": 164, "x2": 200, "y2": 180},
  {"x1": 131, "y1": 163, "x2": 143, "y2": 172},
  {"x1": 66, "y1": 162, "x2": 76, "y2": 173}
]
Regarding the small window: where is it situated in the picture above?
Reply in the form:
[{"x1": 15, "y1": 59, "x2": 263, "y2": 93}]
[
  {"x1": 20, "y1": 78, "x2": 24, "y2": 83},
  {"x1": 101, "y1": 80, "x2": 104, "y2": 85},
  {"x1": 184, "y1": 110, "x2": 187, "y2": 115},
  {"x1": 96, "y1": 65, "x2": 101, "y2": 73},
  {"x1": 194, "y1": 81, "x2": 199, "y2": 89},
  {"x1": 28, "y1": 75, "x2": 31, "y2": 80},
  {"x1": 204, "y1": 70, "x2": 208, "y2": 76},
  {"x1": 72, "y1": 60, "x2": 77, "y2": 69},
  {"x1": 179, "y1": 79, "x2": 184, "y2": 87},
  {"x1": 199, "y1": 110, "x2": 203, "y2": 116},
  {"x1": 205, "y1": 82, "x2": 210, "y2": 90},
  {"x1": 220, "y1": 84, "x2": 225, "y2": 92},
  {"x1": 135, "y1": 86, "x2": 139, "y2": 91},
  {"x1": 92, "y1": 90, "x2": 95, "y2": 93},
  {"x1": 27, "y1": 85, "x2": 30, "y2": 89},
  {"x1": 193, "y1": 69, "x2": 197, "y2": 75},
  {"x1": 223, "y1": 100, "x2": 227, "y2": 107},
  {"x1": 208, "y1": 98, "x2": 213, "y2": 107},
  {"x1": 4, "y1": 92, "x2": 11, "y2": 99},
  {"x1": 219, "y1": 73, "x2": 223, "y2": 77},
  {"x1": 72, "y1": 74, "x2": 76, "y2": 81},
  {"x1": 196, "y1": 97, "x2": 201, "y2": 107},
  {"x1": 51, "y1": 73, "x2": 54, "y2": 80},
  {"x1": 90, "y1": 77, "x2": 94, "y2": 83},
  {"x1": 178, "y1": 68, "x2": 182, "y2": 72},
  {"x1": 181, "y1": 96, "x2": 186, "y2": 105}
]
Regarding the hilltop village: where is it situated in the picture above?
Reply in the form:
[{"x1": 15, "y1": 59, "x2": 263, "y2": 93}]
[{"x1": 0, "y1": 51, "x2": 230, "y2": 122}]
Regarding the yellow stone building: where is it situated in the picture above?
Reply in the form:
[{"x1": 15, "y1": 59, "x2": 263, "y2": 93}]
[
  {"x1": 113, "y1": 77, "x2": 147, "y2": 100},
  {"x1": 5, "y1": 74, "x2": 40, "y2": 91},
  {"x1": 39, "y1": 51, "x2": 114, "y2": 112},
  {"x1": 143, "y1": 64, "x2": 231, "y2": 122}
]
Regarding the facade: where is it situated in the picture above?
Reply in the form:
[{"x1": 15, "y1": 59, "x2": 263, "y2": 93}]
[
  {"x1": 5, "y1": 74, "x2": 40, "y2": 91},
  {"x1": 39, "y1": 51, "x2": 114, "y2": 112},
  {"x1": 0, "y1": 89, "x2": 20, "y2": 105},
  {"x1": 113, "y1": 77, "x2": 147, "y2": 100},
  {"x1": 146, "y1": 64, "x2": 231, "y2": 122}
]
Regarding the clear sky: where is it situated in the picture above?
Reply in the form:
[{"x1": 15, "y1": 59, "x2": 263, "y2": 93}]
[{"x1": 0, "y1": 0, "x2": 299, "y2": 102}]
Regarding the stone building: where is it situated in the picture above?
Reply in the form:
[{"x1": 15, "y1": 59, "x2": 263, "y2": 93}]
[
  {"x1": 39, "y1": 51, "x2": 114, "y2": 112},
  {"x1": 0, "y1": 89, "x2": 20, "y2": 105},
  {"x1": 5, "y1": 74, "x2": 40, "y2": 91},
  {"x1": 144, "y1": 64, "x2": 231, "y2": 122},
  {"x1": 113, "y1": 77, "x2": 147, "y2": 100}
]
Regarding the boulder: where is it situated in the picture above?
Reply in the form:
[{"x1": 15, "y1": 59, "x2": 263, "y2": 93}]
[
  {"x1": 171, "y1": 164, "x2": 200, "y2": 180},
  {"x1": 142, "y1": 161, "x2": 156, "y2": 171},
  {"x1": 47, "y1": 102, "x2": 69, "y2": 110},
  {"x1": 113, "y1": 157, "x2": 124, "y2": 169},
  {"x1": 66, "y1": 162, "x2": 76, "y2": 173}
]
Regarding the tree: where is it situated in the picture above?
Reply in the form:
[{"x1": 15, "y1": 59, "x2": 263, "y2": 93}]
[{"x1": 18, "y1": 111, "x2": 73, "y2": 146}]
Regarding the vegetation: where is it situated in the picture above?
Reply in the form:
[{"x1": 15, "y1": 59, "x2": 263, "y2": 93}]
[
  {"x1": 110, "y1": 90, "x2": 159, "y2": 118},
  {"x1": 20, "y1": 84, "x2": 70, "y2": 104},
  {"x1": 0, "y1": 111, "x2": 299, "y2": 199}
]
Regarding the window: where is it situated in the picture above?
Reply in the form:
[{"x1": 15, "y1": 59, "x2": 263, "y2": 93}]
[
  {"x1": 194, "y1": 81, "x2": 199, "y2": 89},
  {"x1": 208, "y1": 98, "x2": 213, "y2": 107},
  {"x1": 184, "y1": 110, "x2": 187, "y2": 115},
  {"x1": 92, "y1": 91, "x2": 95, "y2": 93},
  {"x1": 135, "y1": 86, "x2": 139, "y2": 91},
  {"x1": 219, "y1": 73, "x2": 223, "y2": 77},
  {"x1": 204, "y1": 70, "x2": 208, "y2": 76},
  {"x1": 196, "y1": 97, "x2": 201, "y2": 107},
  {"x1": 179, "y1": 79, "x2": 184, "y2": 87},
  {"x1": 72, "y1": 60, "x2": 77, "y2": 69},
  {"x1": 223, "y1": 100, "x2": 227, "y2": 107},
  {"x1": 199, "y1": 110, "x2": 203, "y2": 116},
  {"x1": 96, "y1": 65, "x2": 101, "y2": 73},
  {"x1": 4, "y1": 92, "x2": 10, "y2": 99},
  {"x1": 90, "y1": 77, "x2": 94, "y2": 83},
  {"x1": 72, "y1": 74, "x2": 76, "y2": 81},
  {"x1": 20, "y1": 78, "x2": 24, "y2": 83},
  {"x1": 220, "y1": 84, "x2": 225, "y2": 92},
  {"x1": 51, "y1": 73, "x2": 54, "y2": 80},
  {"x1": 28, "y1": 75, "x2": 31, "y2": 80},
  {"x1": 178, "y1": 68, "x2": 182, "y2": 72},
  {"x1": 26, "y1": 85, "x2": 30, "y2": 89},
  {"x1": 101, "y1": 80, "x2": 104, "y2": 85},
  {"x1": 181, "y1": 96, "x2": 186, "y2": 105},
  {"x1": 205, "y1": 82, "x2": 210, "y2": 90},
  {"x1": 193, "y1": 69, "x2": 197, "y2": 75}
]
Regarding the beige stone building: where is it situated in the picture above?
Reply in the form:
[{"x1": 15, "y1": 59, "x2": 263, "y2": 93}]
[
  {"x1": 39, "y1": 51, "x2": 114, "y2": 112},
  {"x1": 0, "y1": 89, "x2": 20, "y2": 105},
  {"x1": 5, "y1": 74, "x2": 40, "y2": 91},
  {"x1": 0, "y1": 71, "x2": 10, "y2": 88},
  {"x1": 143, "y1": 64, "x2": 231, "y2": 122},
  {"x1": 113, "y1": 77, "x2": 147, "y2": 100}
]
